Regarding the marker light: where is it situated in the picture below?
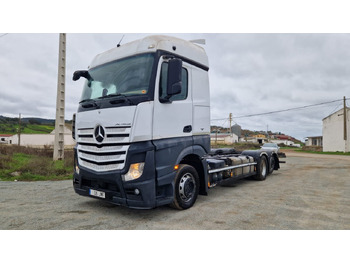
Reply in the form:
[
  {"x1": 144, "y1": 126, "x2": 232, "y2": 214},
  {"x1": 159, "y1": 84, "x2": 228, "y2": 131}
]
[{"x1": 122, "y1": 163, "x2": 145, "y2": 182}]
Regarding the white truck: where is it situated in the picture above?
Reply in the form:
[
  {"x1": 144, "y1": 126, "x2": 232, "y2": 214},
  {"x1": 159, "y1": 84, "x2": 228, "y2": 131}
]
[{"x1": 72, "y1": 35, "x2": 281, "y2": 209}]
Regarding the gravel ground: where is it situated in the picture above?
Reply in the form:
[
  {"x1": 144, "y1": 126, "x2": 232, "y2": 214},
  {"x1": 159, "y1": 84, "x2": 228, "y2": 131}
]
[{"x1": 1, "y1": 151, "x2": 349, "y2": 230}]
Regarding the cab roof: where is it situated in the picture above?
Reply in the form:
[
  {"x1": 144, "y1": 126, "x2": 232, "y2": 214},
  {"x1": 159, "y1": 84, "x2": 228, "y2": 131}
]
[{"x1": 90, "y1": 35, "x2": 209, "y2": 69}]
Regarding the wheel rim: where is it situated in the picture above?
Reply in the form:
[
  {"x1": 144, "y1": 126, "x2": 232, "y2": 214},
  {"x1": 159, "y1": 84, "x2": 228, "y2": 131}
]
[
  {"x1": 261, "y1": 158, "x2": 267, "y2": 177},
  {"x1": 179, "y1": 173, "x2": 196, "y2": 203}
]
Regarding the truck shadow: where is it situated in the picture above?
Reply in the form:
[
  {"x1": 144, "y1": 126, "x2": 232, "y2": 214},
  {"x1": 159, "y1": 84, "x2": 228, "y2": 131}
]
[
  {"x1": 77, "y1": 176, "x2": 267, "y2": 216},
  {"x1": 78, "y1": 198, "x2": 177, "y2": 215}
]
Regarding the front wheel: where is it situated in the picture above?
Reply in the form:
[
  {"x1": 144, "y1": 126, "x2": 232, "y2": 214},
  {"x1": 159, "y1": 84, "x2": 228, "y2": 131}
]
[{"x1": 170, "y1": 164, "x2": 199, "y2": 210}]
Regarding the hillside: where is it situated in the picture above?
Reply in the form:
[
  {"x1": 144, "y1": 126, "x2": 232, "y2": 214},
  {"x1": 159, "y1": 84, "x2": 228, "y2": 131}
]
[
  {"x1": 0, "y1": 115, "x2": 64, "y2": 135},
  {"x1": 210, "y1": 125, "x2": 303, "y2": 145}
]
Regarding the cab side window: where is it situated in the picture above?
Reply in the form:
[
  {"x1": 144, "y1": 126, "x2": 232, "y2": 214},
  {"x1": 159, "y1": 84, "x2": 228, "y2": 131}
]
[{"x1": 159, "y1": 62, "x2": 188, "y2": 101}]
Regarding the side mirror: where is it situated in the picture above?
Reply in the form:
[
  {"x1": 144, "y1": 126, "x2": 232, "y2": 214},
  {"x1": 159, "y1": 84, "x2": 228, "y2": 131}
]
[
  {"x1": 73, "y1": 70, "x2": 92, "y2": 81},
  {"x1": 167, "y1": 58, "x2": 182, "y2": 96}
]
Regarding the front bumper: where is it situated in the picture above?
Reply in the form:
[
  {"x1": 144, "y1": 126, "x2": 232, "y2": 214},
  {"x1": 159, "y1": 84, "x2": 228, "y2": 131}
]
[
  {"x1": 73, "y1": 141, "x2": 160, "y2": 209},
  {"x1": 73, "y1": 173, "x2": 156, "y2": 209}
]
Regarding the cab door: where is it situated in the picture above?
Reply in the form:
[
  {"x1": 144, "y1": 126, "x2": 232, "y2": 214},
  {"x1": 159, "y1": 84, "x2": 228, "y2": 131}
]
[{"x1": 152, "y1": 57, "x2": 193, "y2": 140}]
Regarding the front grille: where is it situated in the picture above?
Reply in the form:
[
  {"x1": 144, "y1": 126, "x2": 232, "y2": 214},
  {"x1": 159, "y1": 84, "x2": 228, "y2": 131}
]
[{"x1": 77, "y1": 126, "x2": 131, "y2": 172}]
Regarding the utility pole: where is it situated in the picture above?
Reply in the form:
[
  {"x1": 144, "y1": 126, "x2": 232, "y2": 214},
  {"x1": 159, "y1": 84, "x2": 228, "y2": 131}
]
[
  {"x1": 229, "y1": 113, "x2": 232, "y2": 136},
  {"x1": 267, "y1": 124, "x2": 269, "y2": 140},
  {"x1": 344, "y1": 96, "x2": 348, "y2": 152},
  {"x1": 53, "y1": 33, "x2": 66, "y2": 160},
  {"x1": 18, "y1": 113, "x2": 21, "y2": 146},
  {"x1": 344, "y1": 96, "x2": 347, "y2": 141}
]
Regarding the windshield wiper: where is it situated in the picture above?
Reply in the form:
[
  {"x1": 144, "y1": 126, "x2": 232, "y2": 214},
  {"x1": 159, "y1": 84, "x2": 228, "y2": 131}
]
[
  {"x1": 98, "y1": 93, "x2": 134, "y2": 105},
  {"x1": 97, "y1": 93, "x2": 123, "y2": 99},
  {"x1": 79, "y1": 98, "x2": 96, "y2": 103},
  {"x1": 79, "y1": 98, "x2": 98, "y2": 108}
]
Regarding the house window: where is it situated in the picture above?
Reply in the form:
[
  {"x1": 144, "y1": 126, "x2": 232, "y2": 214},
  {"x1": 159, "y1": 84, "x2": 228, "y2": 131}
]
[{"x1": 1, "y1": 138, "x2": 5, "y2": 142}]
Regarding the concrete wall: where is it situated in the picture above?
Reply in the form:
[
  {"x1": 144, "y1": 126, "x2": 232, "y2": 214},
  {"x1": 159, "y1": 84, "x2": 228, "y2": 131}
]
[
  {"x1": 10, "y1": 134, "x2": 75, "y2": 148},
  {"x1": 322, "y1": 108, "x2": 350, "y2": 152},
  {"x1": 239, "y1": 137, "x2": 267, "y2": 144},
  {"x1": 0, "y1": 136, "x2": 12, "y2": 144},
  {"x1": 305, "y1": 137, "x2": 323, "y2": 147},
  {"x1": 305, "y1": 139, "x2": 312, "y2": 146},
  {"x1": 270, "y1": 139, "x2": 295, "y2": 146},
  {"x1": 210, "y1": 133, "x2": 238, "y2": 145}
]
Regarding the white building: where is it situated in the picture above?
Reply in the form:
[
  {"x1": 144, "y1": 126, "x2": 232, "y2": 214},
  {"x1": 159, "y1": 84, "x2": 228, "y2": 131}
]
[
  {"x1": 305, "y1": 136, "x2": 323, "y2": 147},
  {"x1": 8, "y1": 126, "x2": 75, "y2": 148},
  {"x1": 238, "y1": 136, "x2": 267, "y2": 144},
  {"x1": 0, "y1": 134, "x2": 13, "y2": 144},
  {"x1": 322, "y1": 107, "x2": 350, "y2": 152},
  {"x1": 210, "y1": 133, "x2": 239, "y2": 145},
  {"x1": 270, "y1": 139, "x2": 297, "y2": 146}
]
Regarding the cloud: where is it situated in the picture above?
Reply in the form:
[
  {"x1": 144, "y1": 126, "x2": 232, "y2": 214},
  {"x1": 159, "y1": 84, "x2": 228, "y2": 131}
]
[{"x1": 1, "y1": 33, "x2": 349, "y2": 140}]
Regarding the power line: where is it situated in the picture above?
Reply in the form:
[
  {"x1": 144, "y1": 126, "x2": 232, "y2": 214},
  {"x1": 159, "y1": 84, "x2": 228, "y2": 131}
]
[
  {"x1": 211, "y1": 98, "x2": 348, "y2": 123},
  {"x1": 327, "y1": 103, "x2": 342, "y2": 116},
  {"x1": 233, "y1": 98, "x2": 348, "y2": 119},
  {"x1": 211, "y1": 118, "x2": 228, "y2": 121}
]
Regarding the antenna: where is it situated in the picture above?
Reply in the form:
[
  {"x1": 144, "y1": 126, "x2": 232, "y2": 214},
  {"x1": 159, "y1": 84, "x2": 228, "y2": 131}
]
[
  {"x1": 117, "y1": 35, "x2": 125, "y2": 47},
  {"x1": 189, "y1": 39, "x2": 206, "y2": 45}
]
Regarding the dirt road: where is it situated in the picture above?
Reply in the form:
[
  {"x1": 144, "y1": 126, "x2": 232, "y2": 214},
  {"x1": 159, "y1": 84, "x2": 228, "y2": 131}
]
[{"x1": 1, "y1": 151, "x2": 349, "y2": 229}]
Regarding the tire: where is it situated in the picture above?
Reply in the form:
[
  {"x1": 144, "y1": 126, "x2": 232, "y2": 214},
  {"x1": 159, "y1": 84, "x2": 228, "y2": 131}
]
[
  {"x1": 170, "y1": 164, "x2": 199, "y2": 210},
  {"x1": 269, "y1": 155, "x2": 276, "y2": 174},
  {"x1": 253, "y1": 155, "x2": 268, "y2": 181}
]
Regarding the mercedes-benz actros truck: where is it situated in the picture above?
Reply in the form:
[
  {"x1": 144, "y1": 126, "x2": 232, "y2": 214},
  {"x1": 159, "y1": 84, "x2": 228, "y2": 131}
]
[{"x1": 72, "y1": 35, "x2": 281, "y2": 210}]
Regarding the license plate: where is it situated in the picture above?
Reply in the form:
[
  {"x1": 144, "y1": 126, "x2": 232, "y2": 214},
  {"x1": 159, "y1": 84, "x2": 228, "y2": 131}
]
[{"x1": 89, "y1": 189, "x2": 105, "y2": 199}]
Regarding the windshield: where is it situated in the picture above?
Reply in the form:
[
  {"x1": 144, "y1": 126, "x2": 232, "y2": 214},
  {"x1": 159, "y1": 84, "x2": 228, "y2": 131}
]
[{"x1": 80, "y1": 53, "x2": 155, "y2": 102}]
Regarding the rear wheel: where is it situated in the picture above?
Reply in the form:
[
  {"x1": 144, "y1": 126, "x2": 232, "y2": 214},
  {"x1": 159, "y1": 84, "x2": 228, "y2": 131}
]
[
  {"x1": 269, "y1": 155, "x2": 276, "y2": 174},
  {"x1": 254, "y1": 155, "x2": 268, "y2": 181},
  {"x1": 170, "y1": 164, "x2": 199, "y2": 210}
]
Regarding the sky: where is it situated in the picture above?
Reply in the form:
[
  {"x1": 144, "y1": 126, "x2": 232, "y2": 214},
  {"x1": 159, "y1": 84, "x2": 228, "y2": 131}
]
[
  {"x1": 1, "y1": 33, "x2": 349, "y2": 141},
  {"x1": 1, "y1": 1, "x2": 350, "y2": 142}
]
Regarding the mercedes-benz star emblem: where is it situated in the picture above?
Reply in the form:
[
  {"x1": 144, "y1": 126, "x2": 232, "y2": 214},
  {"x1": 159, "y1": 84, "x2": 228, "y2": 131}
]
[{"x1": 94, "y1": 125, "x2": 105, "y2": 143}]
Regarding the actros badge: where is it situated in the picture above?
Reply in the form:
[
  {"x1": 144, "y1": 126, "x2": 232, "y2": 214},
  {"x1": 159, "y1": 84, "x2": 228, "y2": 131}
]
[{"x1": 94, "y1": 125, "x2": 105, "y2": 143}]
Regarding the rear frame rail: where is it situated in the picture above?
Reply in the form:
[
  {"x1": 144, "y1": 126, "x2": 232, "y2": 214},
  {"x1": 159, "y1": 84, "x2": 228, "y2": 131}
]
[{"x1": 208, "y1": 162, "x2": 257, "y2": 174}]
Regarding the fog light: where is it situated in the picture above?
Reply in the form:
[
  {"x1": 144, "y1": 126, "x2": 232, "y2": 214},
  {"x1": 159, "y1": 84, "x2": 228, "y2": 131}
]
[
  {"x1": 122, "y1": 163, "x2": 145, "y2": 182},
  {"x1": 74, "y1": 157, "x2": 80, "y2": 174},
  {"x1": 134, "y1": 189, "x2": 140, "y2": 195}
]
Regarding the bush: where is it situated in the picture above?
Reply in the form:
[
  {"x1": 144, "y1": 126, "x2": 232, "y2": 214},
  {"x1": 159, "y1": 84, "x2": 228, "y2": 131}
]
[
  {"x1": 0, "y1": 154, "x2": 12, "y2": 169},
  {"x1": 0, "y1": 145, "x2": 74, "y2": 181},
  {"x1": 302, "y1": 145, "x2": 323, "y2": 152}
]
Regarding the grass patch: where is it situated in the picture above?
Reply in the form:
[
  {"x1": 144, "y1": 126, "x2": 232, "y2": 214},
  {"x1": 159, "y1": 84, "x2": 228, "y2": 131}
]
[
  {"x1": 293, "y1": 149, "x2": 350, "y2": 156},
  {"x1": 0, "y1": 124, "x2": 54, "y2": 134},
  {"x1": 22, "y1": 124, "x2": 55, "y2": 134},
  {"x1": 0, "y1": 145, "x2": 73, "y2": 181}
]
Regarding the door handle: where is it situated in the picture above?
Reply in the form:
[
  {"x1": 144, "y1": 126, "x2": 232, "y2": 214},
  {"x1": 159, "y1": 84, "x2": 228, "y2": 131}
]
[{"x1": 183, "y1": 125, "x2": 192, "y2": 133}]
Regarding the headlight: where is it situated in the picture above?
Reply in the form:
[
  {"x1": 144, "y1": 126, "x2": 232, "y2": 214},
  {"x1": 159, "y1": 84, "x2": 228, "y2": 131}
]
[{"x1": 122, "y1": 163, "x2": 145, "y2": 182}]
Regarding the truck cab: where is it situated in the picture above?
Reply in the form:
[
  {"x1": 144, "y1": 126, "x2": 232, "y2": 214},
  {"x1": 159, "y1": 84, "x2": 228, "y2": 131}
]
[{"x1": 73, "y1": 35, "x2": 211, "y2": 209}]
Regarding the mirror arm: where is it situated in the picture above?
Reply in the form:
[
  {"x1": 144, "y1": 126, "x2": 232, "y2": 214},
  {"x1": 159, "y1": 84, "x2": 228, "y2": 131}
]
[{"x1": 73, "y1": 70, "x2": 93, "y2": 81}]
